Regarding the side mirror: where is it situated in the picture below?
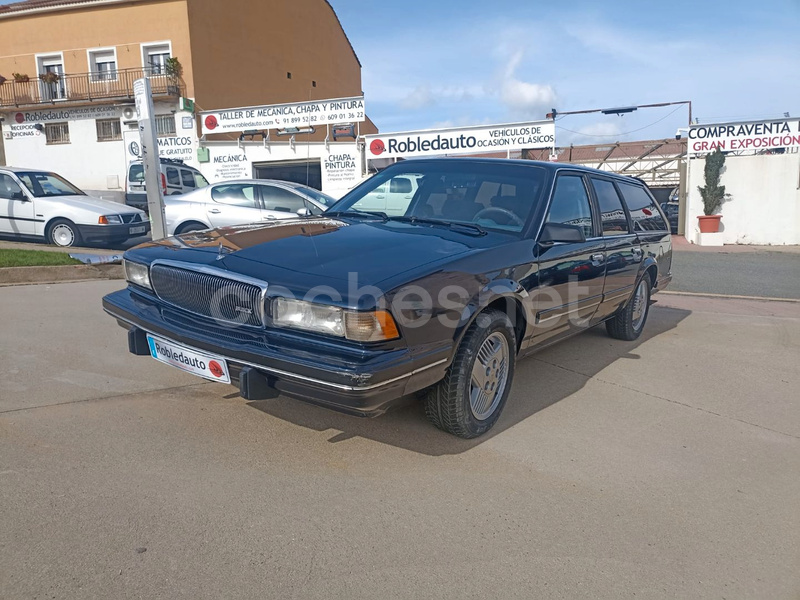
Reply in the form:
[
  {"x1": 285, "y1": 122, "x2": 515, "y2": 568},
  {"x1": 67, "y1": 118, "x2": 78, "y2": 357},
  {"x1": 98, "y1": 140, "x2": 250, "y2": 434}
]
[
  {"x1": 538, "y1": 222, "x2": 586, "y2": 245},
  {"x1": 11, "y1": 191, "x2": 28, "y2": 202},
  {"x1": 296, "y1": 207, "x2": 311, "y2": 217}
]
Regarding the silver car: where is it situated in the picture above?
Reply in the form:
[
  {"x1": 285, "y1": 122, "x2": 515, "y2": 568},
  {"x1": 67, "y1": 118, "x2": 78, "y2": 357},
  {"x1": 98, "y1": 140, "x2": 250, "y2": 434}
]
[{"x1": 164, "y1": 179, "x2": 336, "y2": 236}]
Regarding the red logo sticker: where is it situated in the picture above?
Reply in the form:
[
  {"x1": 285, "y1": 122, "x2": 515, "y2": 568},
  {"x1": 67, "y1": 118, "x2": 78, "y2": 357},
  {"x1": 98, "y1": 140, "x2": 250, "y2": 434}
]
[
  {"x1": 208, "y1": 360, "x2": 224, "y2": 378},
  {"x1": 15, "y1": 112, "x2": 24, "y2": 124},
  {"x1": 204, "y1": 115, "x2": 218, "y2": 130},
  {"x1": 369, "y1": 139, "x2": 385, "y2": 155}
]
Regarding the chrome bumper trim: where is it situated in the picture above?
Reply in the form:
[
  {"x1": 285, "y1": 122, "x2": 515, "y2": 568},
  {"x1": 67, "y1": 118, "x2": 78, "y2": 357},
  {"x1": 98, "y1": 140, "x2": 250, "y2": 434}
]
[{"x1": 105, "y1": 308, "x2": 446, "y2": 392}]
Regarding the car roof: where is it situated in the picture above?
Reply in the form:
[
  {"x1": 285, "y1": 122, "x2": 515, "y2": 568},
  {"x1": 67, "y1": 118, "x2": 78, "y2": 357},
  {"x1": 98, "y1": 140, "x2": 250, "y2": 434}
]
[
  {"x1": 0, "y1": 166, "x2": 52, "y2": 173},
  {"x1": 389, "y1": 157, "x2": 646, "y2": 185}
]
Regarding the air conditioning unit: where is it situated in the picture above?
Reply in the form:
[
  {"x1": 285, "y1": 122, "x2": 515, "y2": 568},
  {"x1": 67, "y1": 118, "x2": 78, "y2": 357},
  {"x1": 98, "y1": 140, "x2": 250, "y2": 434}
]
[{"x1": 122, "y1": 106, "x2": 137, "y2": 121}]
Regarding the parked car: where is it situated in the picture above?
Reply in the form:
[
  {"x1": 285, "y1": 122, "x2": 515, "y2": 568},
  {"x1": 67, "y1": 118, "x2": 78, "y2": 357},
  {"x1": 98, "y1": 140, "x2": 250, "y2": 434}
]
[
  {"x1": 125, "y1": 158, "x2": 209, "y2": 211},
  {"x1": 103, "y1": 159, "x2": 672, "y2": 438},
  {"x1": 164, "y1": 179, "x2": 336, "y2": 235},
  {"x1": 660, "y1": 202, "x2": 679, "y2": 234},
  {"x1": 349, "y1": 173, "x2": 422, "y2": 215},
  {"x1": 0, "y1": 167, "x2": 149, "y2": 247}
]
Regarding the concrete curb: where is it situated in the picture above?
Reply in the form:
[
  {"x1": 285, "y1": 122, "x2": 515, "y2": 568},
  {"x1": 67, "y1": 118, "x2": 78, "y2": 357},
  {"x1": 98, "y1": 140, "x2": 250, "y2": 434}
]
[
  {"x1": 661, "y1": 290, "x2": 800, "y2": 303},
  {"x1": 0, "y1": 264, "x2": 124, "y2": 286}
]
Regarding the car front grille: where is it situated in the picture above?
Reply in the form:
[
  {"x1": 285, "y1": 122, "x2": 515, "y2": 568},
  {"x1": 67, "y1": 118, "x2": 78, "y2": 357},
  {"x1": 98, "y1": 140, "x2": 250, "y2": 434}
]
[
  {"x1": 121, "y1": 213, "x2": 142, "y2": 224},
  {"x1": 150, "y1": 264, "x2": 265, "y2": 328}
]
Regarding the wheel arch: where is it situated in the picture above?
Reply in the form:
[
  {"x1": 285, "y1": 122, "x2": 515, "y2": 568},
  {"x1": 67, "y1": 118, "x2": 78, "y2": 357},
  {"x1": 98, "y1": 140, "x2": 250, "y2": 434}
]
[{"x1": 456, "y1": 281, "x2": 529, "y2": 355}]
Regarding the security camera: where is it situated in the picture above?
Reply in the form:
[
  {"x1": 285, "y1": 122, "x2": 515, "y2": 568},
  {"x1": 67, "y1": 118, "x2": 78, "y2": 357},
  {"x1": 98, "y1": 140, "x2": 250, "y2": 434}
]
[{"x1": 675, "y1": 129, "x2": 682, "y2": 140}]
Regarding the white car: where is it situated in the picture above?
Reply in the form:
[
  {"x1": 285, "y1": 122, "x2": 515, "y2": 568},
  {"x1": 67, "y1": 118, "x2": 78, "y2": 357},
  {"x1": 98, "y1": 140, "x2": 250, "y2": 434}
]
[
  {"x1": 350, "y1": 173, "x2": 421, "y2": 216},
  {"x1": 0, "y1": 167, "x2": 149, "y2": 247},
  {"x1": 164, "y1": 179, "x2": 336, "y2": 235}
]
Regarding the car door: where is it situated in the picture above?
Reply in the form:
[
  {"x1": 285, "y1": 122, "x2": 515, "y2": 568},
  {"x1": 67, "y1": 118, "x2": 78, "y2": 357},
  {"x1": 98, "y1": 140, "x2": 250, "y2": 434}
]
[
  {"x1": 384, "y1": 176, "x2": 415, "y2": 216},
  {"x1": 259, "y1": 184, "x2": 310, "y2": 220},
  {"x1": 165, "y1": 166, "x2": 183, "y2": 195},
  {"x1": 0, "y1": 173, "x2": 37, "y2": 235},
  {"x1": 530, "y1": 172, "x2": 606, "y2": 345},
  {"x1": 350, "y1": 182, "x2": 388, "y2": 213},
  {"x1": 206, "y1": 183, "x2": 264, "y2": 227},
  {"x1": 180, "y1": 169, "x2": 197, "y2": 194},
  {"x1": 589, "y1": 177, "x2": 642, "y2": 321},
  {"x1": 617, "y1": 180, "x2": 672, "y2": 287}
]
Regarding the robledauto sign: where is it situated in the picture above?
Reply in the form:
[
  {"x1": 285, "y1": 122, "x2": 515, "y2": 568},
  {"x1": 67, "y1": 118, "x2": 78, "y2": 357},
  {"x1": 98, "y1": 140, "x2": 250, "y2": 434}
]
[
  {"x1": 688, "y1": 119, "x2": 800, "y2": 155},
  {"x1": 364, "y1": 121, "x2": 555, "y2": 160},
  {"x1": 200, "y1": 96, "x2": 365, "y2": 135}
]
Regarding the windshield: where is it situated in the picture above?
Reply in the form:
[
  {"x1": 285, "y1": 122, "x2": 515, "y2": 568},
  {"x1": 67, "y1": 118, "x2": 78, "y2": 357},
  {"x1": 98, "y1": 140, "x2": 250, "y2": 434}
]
[
  {"x1": 299, "y1": 187, "x2": 336, "y2": 207},
  {"x1": 331, "y1": 162, "x2": 547, "y2": 234},
  {"x1": 17, "y1": 172, "x2": 85, "y2": 197}
]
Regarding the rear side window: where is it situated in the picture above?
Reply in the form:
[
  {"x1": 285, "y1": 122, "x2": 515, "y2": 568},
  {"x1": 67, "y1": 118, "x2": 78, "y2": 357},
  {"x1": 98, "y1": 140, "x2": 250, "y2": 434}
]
[
  {"x1": 261, "y1": 186, "x2": 306, "y2": 212},
  {"x1": 546, "y1": 174, "x2": 593, "y2": 238},
  {"x1": 181, "y1": 169, "x2": 196, "y2": 188},
  {"x1": 166, "y1": 167, "x2": 180, "y2": 186},
  {"x1": 211, "y1": 184, "x2": 258, "y2": 207},
  {"x1": 618, "y1": 182, "x2": 668, "y2": 232},
  {"x1": 590, "y1": 178, "x2": 630, "y2": 235}
]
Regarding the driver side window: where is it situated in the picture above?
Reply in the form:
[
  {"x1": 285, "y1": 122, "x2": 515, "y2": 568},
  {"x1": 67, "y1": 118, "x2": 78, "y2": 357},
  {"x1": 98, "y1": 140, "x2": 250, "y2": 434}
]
[
  {"x1": 546, "y1": 174, "x2": 594, "y2": 238},
  {"x1": 0, "y1": 174, "x2": 24, "y2": 200}
]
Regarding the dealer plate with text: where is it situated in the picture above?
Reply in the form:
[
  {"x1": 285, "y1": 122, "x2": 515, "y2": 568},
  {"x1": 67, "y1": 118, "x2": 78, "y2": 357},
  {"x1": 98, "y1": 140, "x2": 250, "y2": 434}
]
[
  {"x1": 146, "y1": 334, "x2": 230, "y2": 383},
  {"x1": 130, "y1": 225, "x2": 146, "y2": 234}
]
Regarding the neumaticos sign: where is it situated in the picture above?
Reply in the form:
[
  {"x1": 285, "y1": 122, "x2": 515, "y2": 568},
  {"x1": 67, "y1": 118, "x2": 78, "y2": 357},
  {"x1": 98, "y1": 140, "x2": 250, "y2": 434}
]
[
  {"x1": 364, "y1": 121, "x2": 555, "y2": 160},
  {"x1": 688, "y1": 118, "x2": 800, "y2": 155},
  {"x1": 200, "y1": 96, "x2": 365, "y2": 135}
]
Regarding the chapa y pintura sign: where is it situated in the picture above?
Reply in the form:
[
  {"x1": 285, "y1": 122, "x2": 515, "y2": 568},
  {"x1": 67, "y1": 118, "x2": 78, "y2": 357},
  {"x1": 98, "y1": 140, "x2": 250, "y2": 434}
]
[
  {"x1": 200, "y1": 96, "x2": 365, "y2": 135},
  {"x1": 688, "y1": 119, "x2": 800, "y2": 156},
  {"x1": 364, "y1": 121, "x2": 555, "y2": 160}
]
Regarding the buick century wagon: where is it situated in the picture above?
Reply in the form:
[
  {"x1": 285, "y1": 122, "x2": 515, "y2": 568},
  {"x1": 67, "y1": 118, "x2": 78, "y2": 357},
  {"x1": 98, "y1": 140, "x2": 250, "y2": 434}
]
[{"x1": 103, "y1": 159, "x2": 672, "y2": 438}]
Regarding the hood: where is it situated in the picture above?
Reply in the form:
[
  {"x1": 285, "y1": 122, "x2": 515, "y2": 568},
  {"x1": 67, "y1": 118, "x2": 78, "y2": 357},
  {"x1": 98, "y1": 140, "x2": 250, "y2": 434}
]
[
  {"x1": 43, "y1": 194, "x2": 144, "y2": 215},
  {"x1": 135, "y1": 217, "x2": 498, "y2": 285}
]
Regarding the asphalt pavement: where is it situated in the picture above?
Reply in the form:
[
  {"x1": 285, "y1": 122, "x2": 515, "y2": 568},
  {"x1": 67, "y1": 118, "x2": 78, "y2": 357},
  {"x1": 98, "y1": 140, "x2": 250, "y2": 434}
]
[
  {"x1": 1, "y1": 280, "x2": 798, "y2": 599},
  {"x1": 670, "y1": 249, "x2": 800, "y2": 299}
]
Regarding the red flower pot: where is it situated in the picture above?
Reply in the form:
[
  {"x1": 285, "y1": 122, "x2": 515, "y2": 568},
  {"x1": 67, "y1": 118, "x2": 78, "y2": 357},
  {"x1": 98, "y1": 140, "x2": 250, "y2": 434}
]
[{"x1": 698, "y1": 215, "x2": 722, "y2": 233}]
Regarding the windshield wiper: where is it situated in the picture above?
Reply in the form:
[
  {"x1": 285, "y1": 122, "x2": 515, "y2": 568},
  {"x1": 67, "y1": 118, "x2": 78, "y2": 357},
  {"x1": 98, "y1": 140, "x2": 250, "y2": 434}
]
[
  {"x1": 326, "y1": 210, "x2": 389, "y2": 222},
  {"x1": 388, "y1": 215, "x2": 487, "y2": 236}
]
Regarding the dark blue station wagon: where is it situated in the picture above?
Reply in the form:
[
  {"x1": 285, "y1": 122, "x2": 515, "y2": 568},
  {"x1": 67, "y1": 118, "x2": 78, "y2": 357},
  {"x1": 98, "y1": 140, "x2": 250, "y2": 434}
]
[{"x1": 103, "y1": 158, "x2": 672, "y2": 438}]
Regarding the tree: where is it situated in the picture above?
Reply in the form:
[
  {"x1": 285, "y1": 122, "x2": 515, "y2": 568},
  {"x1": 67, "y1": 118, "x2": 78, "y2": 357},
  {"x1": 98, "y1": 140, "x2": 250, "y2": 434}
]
[{"x1": 697, "y1": 149, "x2": 726, "y2": 216}]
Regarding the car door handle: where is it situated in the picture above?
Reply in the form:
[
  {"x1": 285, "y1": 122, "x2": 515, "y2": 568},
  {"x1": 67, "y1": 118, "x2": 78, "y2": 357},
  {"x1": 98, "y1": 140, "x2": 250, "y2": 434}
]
[
  {"x1": 262, "y1": 215, "x2": 276, "y2": 220},
  {"x1": 208, "y1": 208, "x2": 221, "y2": 214},
  {"x1": 632, "y1": 248, "x2": 643, "y2": 260},
  {"x1": 591, "y1": 253, "x2": 605, "y2": 266}
]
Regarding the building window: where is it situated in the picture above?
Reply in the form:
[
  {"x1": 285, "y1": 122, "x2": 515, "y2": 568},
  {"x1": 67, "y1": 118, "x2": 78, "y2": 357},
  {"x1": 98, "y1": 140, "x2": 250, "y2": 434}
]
[
  {"x1": 45, "y1": 122, "x2": 70, "y2": 145},
  {"x1": 96, "y1": 118, "x2": 122, "y2": 142},
  {"x1": 88, "y1": 48, "x2": 117, "y2": 81},
  {"x1": 142, "y1": 42, "x2": 171, "y2": 75},
  {"x1": 155, "y1": 114, "x2": 176, "y2": 137}
]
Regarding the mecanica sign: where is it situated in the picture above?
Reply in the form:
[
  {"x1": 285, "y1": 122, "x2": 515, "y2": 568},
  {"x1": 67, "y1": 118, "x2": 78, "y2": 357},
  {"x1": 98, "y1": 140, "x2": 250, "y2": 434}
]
[
  {"x1": 200, "y1": 96, "x2": 365, "y2": 135},
  {"x1": 688, "y1": 118, "x2": 800, "y2": 155},
  {"x1": 364, "y1": 121, "x2": 555, "y2": 160}
]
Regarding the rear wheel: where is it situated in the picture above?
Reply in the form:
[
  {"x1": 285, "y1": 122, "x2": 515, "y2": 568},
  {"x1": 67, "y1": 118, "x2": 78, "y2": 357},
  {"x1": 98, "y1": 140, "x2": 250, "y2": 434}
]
[
  {"x1": 175, "y1": 221, "x2": 207, "y2": 235},
  {"x1": 606, "y1": 272, "x2": 652, "y2": 341},
  {"x1": 424, "y1": 309, "x2": 516, "y2": 438},
  {"x1": 47, "y1": 219, "x2": 82, "y2": 247}
]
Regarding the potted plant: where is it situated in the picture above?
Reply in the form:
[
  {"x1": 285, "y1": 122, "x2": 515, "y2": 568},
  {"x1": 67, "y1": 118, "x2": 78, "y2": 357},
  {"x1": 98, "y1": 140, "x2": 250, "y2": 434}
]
[
  {"x1": 12, "y1": 72, "x2": 30, "y2": 83},
  {"x1": 39, "y1": 71, "x2": 60, "y2": 84},
  {"x1": 697, "y1": 148, "x2": 726, "y2": 233},
  {"x1": 165, "y1": 57, "x2": 183, "y2": 77}
]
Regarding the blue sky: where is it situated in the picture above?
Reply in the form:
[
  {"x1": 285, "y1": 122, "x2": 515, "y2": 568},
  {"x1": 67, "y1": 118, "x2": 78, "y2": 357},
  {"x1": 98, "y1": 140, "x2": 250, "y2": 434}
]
[{"x1": 331, "y1": 0, "x2": 800, "y2": 143}]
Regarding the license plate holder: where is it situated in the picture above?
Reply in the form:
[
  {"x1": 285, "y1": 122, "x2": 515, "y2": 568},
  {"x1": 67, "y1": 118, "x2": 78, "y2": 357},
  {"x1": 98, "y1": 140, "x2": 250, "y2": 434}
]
[
  {"x1": 146, "y1": 334, "x2": 230, "y2": 384},
  {"x1": 129, "y1": 225, "x2": 146, "y2": 234}
]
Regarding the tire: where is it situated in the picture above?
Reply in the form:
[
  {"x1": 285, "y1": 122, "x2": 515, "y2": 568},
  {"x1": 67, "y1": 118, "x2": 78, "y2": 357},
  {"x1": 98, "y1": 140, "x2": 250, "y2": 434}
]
[
  {"x1": 175, "y1": 222, "x2": 207, "y2": 235},
  {"x1": 424, "y1": 309, "x2": 516, "y2": 438},
  {"x1": 47, "y1": 218, "x2": 82, "y2": 247},
  {"x1": 606, "y1": 272, "x2": 652, "y2": 341}
]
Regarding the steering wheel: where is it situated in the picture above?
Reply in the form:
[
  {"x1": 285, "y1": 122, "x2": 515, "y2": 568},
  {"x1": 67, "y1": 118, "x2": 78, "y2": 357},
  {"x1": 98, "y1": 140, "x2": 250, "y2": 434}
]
[{"x1": 473, "y1": 207, "x2": 524, "y2": 227}]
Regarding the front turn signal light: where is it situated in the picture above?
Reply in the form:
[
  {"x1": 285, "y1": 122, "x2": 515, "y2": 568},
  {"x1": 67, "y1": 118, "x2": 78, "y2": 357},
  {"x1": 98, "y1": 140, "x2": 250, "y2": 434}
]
[{"x1": 344, "y1": 310, "x2": 400, "y2": 342}]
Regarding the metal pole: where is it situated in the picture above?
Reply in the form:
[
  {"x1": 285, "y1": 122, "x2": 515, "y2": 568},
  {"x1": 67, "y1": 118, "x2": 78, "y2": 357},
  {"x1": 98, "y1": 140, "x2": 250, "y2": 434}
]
[{"x1": 134, "y1": 77, "x2": 167, "y2": 240}]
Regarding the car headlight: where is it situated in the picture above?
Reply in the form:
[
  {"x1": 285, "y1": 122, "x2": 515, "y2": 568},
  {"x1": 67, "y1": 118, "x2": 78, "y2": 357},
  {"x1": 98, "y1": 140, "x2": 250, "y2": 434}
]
[
  {"x1": 272, "y1": 298, "x2": 399, "y2": 342},
  {"x1": 124, "y1": 260, "x2": 151, "y2": 290},
  {"x1": 99, "y1": 215, "x2": 123, "y2": 224}
]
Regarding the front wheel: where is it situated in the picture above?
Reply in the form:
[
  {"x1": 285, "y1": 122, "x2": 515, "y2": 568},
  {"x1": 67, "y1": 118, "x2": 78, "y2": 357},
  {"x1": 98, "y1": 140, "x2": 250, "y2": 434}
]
[
  {"x1": 47, "y1": 219, "x2": 82, "y2": 247},
  {"x1": 606, "y1": 272, "x2": 652, "y2": 341},
  {"x1": 424, "y1": 309, "x2": 516, "y2": 438}
]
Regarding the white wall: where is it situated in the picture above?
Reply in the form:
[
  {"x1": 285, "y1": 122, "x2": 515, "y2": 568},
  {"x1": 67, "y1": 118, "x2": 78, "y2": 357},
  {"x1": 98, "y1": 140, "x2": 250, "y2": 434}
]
[{"x1": 686, "y1": 152, "x2": 800, "y2": 245}]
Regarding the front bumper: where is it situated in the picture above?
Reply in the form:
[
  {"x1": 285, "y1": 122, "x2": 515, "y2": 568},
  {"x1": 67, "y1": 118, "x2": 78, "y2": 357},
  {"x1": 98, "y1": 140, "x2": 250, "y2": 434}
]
[
  {"x1": 78, "y1": 222, "x2": 151, "y2": 243},
  {"x1": 102, "y1": 288, "x2": 451, "y2": 417}
]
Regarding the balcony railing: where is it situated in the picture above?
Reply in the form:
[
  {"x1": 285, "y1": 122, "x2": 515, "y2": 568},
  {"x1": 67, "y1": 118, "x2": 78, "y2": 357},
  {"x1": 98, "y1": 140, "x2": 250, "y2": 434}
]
[{"x1": 0, "y1": 67, "x2": 183, "y2": 108}]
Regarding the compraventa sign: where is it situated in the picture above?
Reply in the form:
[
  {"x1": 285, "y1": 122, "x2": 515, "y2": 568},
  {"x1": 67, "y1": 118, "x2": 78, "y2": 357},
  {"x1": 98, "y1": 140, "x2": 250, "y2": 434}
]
[
  {"x1": 200, "y1": 96, "x2": 365, "y2": 135},
  {"x1": 688, "y1": 118, "x2": 800, "y2": 155},
  {"x1": 364, "y1": 121, "x2": 555, "y2": 160}
]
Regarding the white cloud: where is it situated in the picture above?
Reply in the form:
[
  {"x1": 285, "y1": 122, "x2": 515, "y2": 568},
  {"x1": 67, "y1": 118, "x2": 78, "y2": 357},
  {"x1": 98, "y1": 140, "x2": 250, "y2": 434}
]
[
  {"x1": 399, "y1": 84, "x2": 436, "y2": 110},
  {"x1": 496, "y1": 50, "x2": 557, "y2": 119}
]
